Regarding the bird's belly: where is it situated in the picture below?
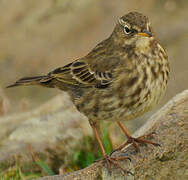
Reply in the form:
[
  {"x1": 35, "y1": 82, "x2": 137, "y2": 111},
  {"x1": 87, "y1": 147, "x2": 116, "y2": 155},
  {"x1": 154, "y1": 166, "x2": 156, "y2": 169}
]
[
  {"x1": 74, "y1": 71, "x2": 167, "y2": 122},
  {"x1": 115, "y1": 77, "x2": 167, "y2": 121},
  {"x1": 74, "y1": 89, "x2": 122, "y2": 121}
]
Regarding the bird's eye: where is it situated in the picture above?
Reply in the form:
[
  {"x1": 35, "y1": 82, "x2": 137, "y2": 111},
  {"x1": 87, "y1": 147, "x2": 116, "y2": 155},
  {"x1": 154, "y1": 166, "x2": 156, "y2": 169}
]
[{"x1": 124, "y1": 25, "x2": 131, "y2": 34}]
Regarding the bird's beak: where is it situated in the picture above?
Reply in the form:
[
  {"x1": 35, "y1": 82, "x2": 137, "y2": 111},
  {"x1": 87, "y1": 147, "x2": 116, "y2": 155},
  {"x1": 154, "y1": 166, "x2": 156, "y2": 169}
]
[{"x1": 137, "y1": 29, "x2": 152, "y2": 37}]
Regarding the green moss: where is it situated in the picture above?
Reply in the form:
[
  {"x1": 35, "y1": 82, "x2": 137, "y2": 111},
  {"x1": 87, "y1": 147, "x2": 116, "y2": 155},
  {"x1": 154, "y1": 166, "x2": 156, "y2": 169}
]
[
  {"x1": 0, "y1": 165, "x2": 42, "y2": 180},
  {"x1": 69, "y1": 123, "x2": 113, "y2": 170},
  {"x1": 0, "y1": 157, "x2": 55, "y2": 179}
]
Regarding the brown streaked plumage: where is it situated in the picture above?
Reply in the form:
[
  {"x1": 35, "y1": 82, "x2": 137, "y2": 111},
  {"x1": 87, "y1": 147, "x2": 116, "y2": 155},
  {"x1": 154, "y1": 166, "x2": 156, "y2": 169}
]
[{"x1": 7, "y1": 12, "x2": 169, "y2": 173}]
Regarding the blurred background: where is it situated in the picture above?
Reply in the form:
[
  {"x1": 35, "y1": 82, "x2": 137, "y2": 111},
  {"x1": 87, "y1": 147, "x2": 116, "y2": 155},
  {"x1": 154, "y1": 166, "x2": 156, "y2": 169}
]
[
  {"x1": 0, "y1": 0, "x2": 187, "y2": 178},
  {"x1": 0, "y1": 0, "x2": 187, "y2": 114}
]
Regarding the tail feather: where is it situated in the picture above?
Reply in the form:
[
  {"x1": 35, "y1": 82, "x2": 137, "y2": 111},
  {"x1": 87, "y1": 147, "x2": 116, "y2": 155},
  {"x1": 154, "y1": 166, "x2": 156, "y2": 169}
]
[{"x1": 6, "y1": 75, "x2": 52, "y2": 88}]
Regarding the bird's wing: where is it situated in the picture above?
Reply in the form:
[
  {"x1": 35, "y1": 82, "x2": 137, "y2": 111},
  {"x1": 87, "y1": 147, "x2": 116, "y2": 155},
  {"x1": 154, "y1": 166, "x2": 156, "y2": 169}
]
[{"x1": 48, "y1": 60, "x2": 113, "y2": 88}]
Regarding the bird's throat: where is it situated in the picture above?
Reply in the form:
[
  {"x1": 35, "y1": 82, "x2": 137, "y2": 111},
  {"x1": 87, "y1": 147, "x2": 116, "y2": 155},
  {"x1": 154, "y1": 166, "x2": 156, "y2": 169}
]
[{"x1": 135, "y1": 37, "x2": 154, "y2": 54}]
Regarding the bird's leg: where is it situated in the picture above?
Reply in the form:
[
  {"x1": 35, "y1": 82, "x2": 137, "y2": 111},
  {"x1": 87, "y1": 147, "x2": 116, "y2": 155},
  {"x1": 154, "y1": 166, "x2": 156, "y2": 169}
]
[
  {"x1": 89, "y1": 121, "x2": 130, "y2": 174},
  {"x1": 111, "y1": 121, "x2": 160, "y2": 154}
]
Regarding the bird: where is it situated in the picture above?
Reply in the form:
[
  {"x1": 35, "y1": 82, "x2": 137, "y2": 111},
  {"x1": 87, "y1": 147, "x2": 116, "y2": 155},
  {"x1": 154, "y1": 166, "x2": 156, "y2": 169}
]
[{"x1": 7, "y1": 12, "x2": 169, "y2": 173}]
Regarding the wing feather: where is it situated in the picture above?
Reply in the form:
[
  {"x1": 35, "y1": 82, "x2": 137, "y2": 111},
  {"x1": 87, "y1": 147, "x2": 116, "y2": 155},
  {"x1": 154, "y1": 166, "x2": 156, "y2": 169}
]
[{"x1": 49, "y1": 60, "x2": 113, "y2": 88}]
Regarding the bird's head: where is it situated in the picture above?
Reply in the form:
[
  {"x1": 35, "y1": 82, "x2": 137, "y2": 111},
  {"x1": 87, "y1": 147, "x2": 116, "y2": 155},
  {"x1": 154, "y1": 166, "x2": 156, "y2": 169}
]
[{"x1": 112, "y1": 12, "x2": 154, "y2": 47}]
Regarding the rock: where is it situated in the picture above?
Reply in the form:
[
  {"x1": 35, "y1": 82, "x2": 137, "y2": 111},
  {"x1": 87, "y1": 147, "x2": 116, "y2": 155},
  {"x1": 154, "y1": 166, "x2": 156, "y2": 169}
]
[
  {"x1": 0, "y1": 92, "x2": 92, "y2": 167},
  {"x1": 0, "y1": 87, "x2": 10, "y2": 116}
]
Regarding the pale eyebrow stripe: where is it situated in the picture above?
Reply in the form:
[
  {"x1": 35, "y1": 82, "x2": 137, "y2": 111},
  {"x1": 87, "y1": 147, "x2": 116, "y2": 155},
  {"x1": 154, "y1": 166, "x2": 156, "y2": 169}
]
[
  {"x1": 118, "y1": 18, "x2": 131, "y2": 28},
  {"x1": 132, "y1": 25, "x2": 140, "y2": 32},
  {"x1": 146, "y1": 22, "x2": 151, "y2": 31}
]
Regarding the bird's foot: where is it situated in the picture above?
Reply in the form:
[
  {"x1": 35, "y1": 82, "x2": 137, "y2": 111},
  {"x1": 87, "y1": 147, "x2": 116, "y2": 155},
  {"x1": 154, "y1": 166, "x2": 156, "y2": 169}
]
[
  {"x1": 111, "y1": 131, "x2": 160, "y2": 155},
  {"x1": 97, "y1": 155, "x2": 132, "y2": 175}
]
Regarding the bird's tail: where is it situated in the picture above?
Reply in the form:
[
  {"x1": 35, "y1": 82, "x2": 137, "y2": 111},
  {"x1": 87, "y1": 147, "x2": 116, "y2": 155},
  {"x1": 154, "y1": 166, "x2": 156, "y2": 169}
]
[{"x1": 6, "y1": 75, "x2": 53, "y2": 88}]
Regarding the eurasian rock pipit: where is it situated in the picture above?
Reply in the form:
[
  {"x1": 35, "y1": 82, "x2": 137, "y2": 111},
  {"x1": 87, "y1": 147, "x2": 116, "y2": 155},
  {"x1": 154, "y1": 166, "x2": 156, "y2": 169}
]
[{"x1": 7, "y1": 12, "x2": 169, "y2": 173}]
